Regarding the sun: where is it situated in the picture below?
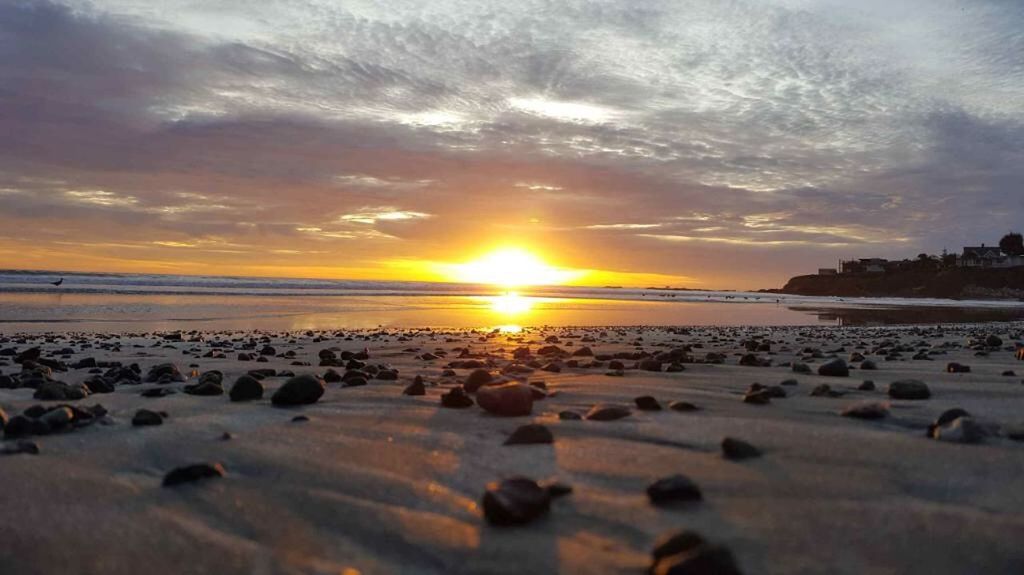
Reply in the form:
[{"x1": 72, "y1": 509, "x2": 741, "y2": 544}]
[{"x1": 448, "y1": 247, "x2": 581, "y2": 287}]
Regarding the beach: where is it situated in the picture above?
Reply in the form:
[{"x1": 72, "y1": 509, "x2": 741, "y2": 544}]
[{"x1": 2, "y1": 322, "x2": 1024, "y2": 574}]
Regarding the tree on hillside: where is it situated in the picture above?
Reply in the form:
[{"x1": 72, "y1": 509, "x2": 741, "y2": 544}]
[{"x1": 1000, "y1": 232, "x2": 1024, "y2": 256}]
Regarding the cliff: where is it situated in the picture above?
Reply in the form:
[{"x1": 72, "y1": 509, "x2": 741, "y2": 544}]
[{"x1": 775, "y1": 267, "x2": 1024, "y2": 300}]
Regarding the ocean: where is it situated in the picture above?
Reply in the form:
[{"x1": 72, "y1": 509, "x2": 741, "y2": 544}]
[{"x1": 1, "y1": 270, "x2": 1023, "y2": 333}]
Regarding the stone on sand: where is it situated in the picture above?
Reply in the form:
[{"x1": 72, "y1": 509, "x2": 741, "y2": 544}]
[
  {"x1": 888, "y1": 379, "x2": 931, "y2": 400},
  {"x1": 229, "y1": 375, "x2": 264, "y2": 402},
  {"x1": 476, "y1": 383, "x2": 533, "y2": 417},
  {"x1": 504, "y1": 423, "x2": 553, "y2": 445},
  {"x1": 481, "y1": 477, "x2": 551, "y2": 526},
  {"x1": 162, "y1": 462, "x2": 226, "y2": 487},
  {"x1": 271, "y1": 374, "x2": 326, "y2": 406},
  {"x1": 585, "y1": 404, "x2": 631, "y2": 421},
  {"x1": 647, "y1": 474, "x2": 703, "y2": 505}
]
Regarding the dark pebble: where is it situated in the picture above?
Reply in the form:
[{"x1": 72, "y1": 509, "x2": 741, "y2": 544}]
[
  {"x1": 647, "y1": 474, "x2": 702, "y2": 505},
  {"x1": 481, "y1": 477, "x2": 551, "y2": 526},
  {"x1": 504, "y1": 423, "x2": 553, "y2": 445},
  {"x1": 162, "y1": 462, "x2": 226, "y2": 487}
]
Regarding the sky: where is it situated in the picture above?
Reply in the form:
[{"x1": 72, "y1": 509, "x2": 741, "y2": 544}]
[{"x1": 0, "y1": 0, "x2": 1022, "y2": 289}]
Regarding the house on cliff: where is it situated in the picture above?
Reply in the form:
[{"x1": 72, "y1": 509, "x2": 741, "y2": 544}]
[{"x1": 960, "y1": 245, "x2": 1024, "y2": 268}]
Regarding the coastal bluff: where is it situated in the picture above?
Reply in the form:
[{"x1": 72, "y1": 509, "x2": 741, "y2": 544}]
[{"x1": 775, "y1": 266, "x2": 1024, "y2": 300}]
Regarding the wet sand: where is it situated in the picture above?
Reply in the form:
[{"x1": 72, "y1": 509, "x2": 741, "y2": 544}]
[{"x1": 2, "y1": 323, "x2": 1024, "y2": 574}]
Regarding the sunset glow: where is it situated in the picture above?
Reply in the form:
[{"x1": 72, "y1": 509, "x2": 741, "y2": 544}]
[{"x1": 446, "y1": 248, "x2": 583, "y2": 287}]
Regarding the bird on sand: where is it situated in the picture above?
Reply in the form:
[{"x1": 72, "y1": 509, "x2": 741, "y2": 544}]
[{"x1": 51, "y1": 277, "x2": 63, "y2": 287}]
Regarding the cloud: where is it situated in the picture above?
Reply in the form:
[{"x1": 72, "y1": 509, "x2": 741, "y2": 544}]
[{"x1": 0, "y1": 0, "x2": 1021, "y2": 287}]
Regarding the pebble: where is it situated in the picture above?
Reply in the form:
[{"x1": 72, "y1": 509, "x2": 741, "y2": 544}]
[
  {"x1": 858, "y1": 380, "x2": 876, "y2": 391},
  {"x1": 476, "y1": 383, "x2": 534, "y2": 417},
  {"x1": 162, "y1": 462, "x2": 226, "y2": 487},
  {"x1": 229, "y1": 375, "x2": 264, "y2": 402},
  {"x1": 840, "y1": 401, "x2": 889, "y2": 420},
  {"x1": 585, "y1": 404, "x2": 631, "y2": 421},
  {"x1": 931, "y1": 416, "x2": 985, "y2": 443},
  {"x1": 647, "y1": 474, "x2": 703, "y2": 505},
  {"x1": 810, "y1": 384, "x2": 843, "y2": 398},
  {"x1": 668, "y1": 401, "x2": 699, "y2": 412},
  {"x1": 464, "y1": 369, "x2": 494, "y2": 392},
  {"x1": 440, "y1": 386, "x2": 474, "y2": 408},
  {"x1": 721, "y1": 437, "x2": 761, "y2": 460},
  {"x1": 888, "y1": 379, "x2": 931, "y2": 400},
  {"x1": 558, "y1": 410, "x2": 583, "y2": 420},
  {"x1": 817, "y1": 358, "x2": 849, "y2": 377},
  {"x1": 504, "y1": 423, "x2": 554, "y2": 445},
  {"x1": 651, "y1": 540, "x2": 743, "y2": 575},
  {"x1": 481, "y1": 477, "x2": 551, "y2": 526},
  {"x1": 132, "y1": 409, "x2": 164, "y2": 426},
  {"x1": 946, "y1": 362, "x2": 971, "y2": 374},
  {"x1": 271, "y1": 374, "x2": 326, "y2": 406},
  {"x1": 403, "y1": 377, "x2": 426, "y2": 396},
  {"x1": 635, "y1": 396, "x2": 662, "y2": 411}
]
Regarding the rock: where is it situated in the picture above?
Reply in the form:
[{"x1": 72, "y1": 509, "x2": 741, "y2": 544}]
[
  {"x1": 860, "y1": 359, "x2": 878, "y2": 370},
  {"x1": 40, "y1": 406, "x2": 74, "y2": 430},
  {"x1": 639, "y1": 359, "x2": 662, "y2": 372},
  {"x1": 652, "y1": 530, "x2": 706, "y2": 564},
  {"x1": 946, "y1": 362, "x2": 971, "y2": 374},
  {"x1": 651, "y1": 543, "x2": 743, "y2": 575},
  {"x1": 935, "y1": 407, "x2": 970, "y2": 427},
  {"x1": 184, "y1": 380, "x2": 223, "y2": 396},
  {"x1": 931, "y1": 416, "x2": 985, "y2": 443},
  {"x1": 858, "y1": 380, "x2": 876, "y2": 391},
  {"x1": 779, "y1": 378, "x2": 798, "y2": 386},
  {"x1": 322, "y1": 369, "x2": 342, "y2": 383},
  {"x1": 162, "y1": 462, "x2": 226, "y2": 487},
  {"x1": 543, "y1": 481, "x2": 573, "y2": 498},
  {"x1": 810, "y1": 384, "x2": 842, "y2": 398},
  {"x1": 132, "y1": 409, "x2": 164, "y2": 426},
  {"x1": 291, "y1": 415, "x2": 310, "y2": 422},
  {"x1": 721, "y1": 437, "x2": 761, "y2": 460},
  {"x1": 229, "y1": 375, "x2": 264, "y2": 402},
  {"x1": 476, "y1": 383, "x2": 533, "y2": 417},
  {"x1": 504, "y1": 424, "x2": 554, "y2": 445},
  {"x1": 668, "y1": 401, "x2": 699, "y2": 412},
  {"x1": 840, "y1": 401, "x2": 889, "y2": 420},
  {"x1": 464, "y1": 369, "x2": 494, "y2": 392},
  {"x1": 792, "y1": 362, "x2": 811, "y2": 374},
  {"x1": 145, "y1": 363, "x2": 184, "y2": 383},
  {"x1": 743, "y1": 389, "x2": 771, "y2": 405},
  {"x1": 342, "y1": 376, "x2": 368, "y2": 388},
  {"x1": 585, "y1": 404, "x2": 631, "y2": 421},
  {"x1": 738, "y1": 354, "x2": 764, "y2": 367},
  {"x1": 403, "y1": 377, "x2": 426, "y2": 396},
  {"x1": 4, "y1": 414, "x2": 35, "y2": 439},
  {"x1": 572, "y1": 346, "x2": 594, "y2": 357},
  {"x1": 558, "y1": 410, "x2": 583, "y2": 420},
  {"x1": 0, "y1": 407, "x2": 6, "y2": 431},
  {"x1": 481, "y1": 477, "x2": 551, "y2": 526},
  {"x1": 888, "y1": 379, "x2": 931, "y2": 400},
  {"x1": 647, "y1": 474, "x2": 702, "y2": 505},
  {"x1": 271, "y1": 374, "x2": 325, "y2": 406},
  {"x1": 635, "y1": 396, "x2": 662, "y2": 411},
  {"x1": 817, "y1": 359, "x2": 849, "y2": 377},
  {"x1": 440, "y1": 386, "x2": 474, "y2": 408},
  {"x1": 985, "y1": 334, "x2": 1003, "y2": 347}
]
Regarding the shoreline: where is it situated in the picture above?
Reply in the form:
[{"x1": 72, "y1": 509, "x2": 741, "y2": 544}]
[{"x1": 2, "y1": 323, "x2": 1024, "y2": 573}]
